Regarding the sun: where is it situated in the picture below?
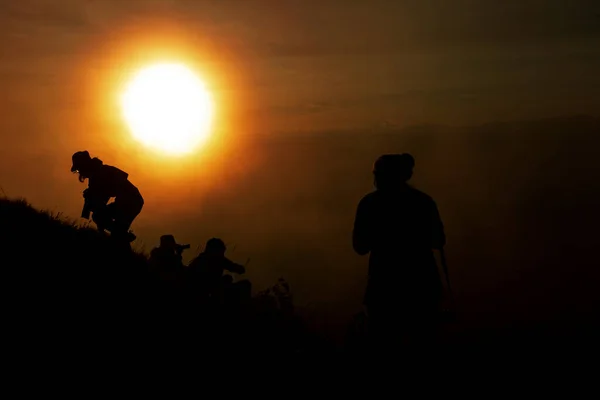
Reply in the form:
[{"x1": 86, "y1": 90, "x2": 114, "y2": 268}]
[{"x1": 121, "y1": 63, "x2": 214, "y2": 155}]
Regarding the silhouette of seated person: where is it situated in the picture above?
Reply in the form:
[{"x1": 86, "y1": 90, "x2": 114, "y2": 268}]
[
  {"x1": 187, "y1": 238, "x2": 251, "y2": 305},
  {"x1": 352, "y1": 153, "x2": 447, "y2": 352},
  {"x1": 71, "y1": 150, "x2": 144, "y2": 242}
]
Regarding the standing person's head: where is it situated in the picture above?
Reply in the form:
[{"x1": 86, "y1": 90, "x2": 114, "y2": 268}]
[
  {"x1": 372, "y1": 153, "x2": 415, "y2": 190},
  {"x1": 71, "y1": 151, "x2": 103, "y2": 182}
]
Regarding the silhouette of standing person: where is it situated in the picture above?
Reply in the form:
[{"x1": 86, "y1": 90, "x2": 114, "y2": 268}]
[
  {"x1": 71, "y1": 151, "x2": 144, "y2": 242},
  {"x1": 352, "y1": 153, "x2": 447, "y2": 355}
]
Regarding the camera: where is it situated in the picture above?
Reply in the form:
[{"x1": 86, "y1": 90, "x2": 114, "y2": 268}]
[{"x1": 176, "y1": 244, "x2": 191, "y2": 253}]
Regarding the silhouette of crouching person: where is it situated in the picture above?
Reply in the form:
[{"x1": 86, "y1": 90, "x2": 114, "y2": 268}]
[
  {"x1": 220, "y1": 273, "x2": 252, "y2": 310},
  {"x1": 187, "y1": 238, "x2": 252, "y2": 307},
  {"x1": 150, "y1": 235, "x2": 189, "y2": 271},
  {"x1": 150, "y1": 235, "x2": 190, "y2": 299},
  {"x1": 71, "y1": 151, "x2": 144, "y2": 242}
]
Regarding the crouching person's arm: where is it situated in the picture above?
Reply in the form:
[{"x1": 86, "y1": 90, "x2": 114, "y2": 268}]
[{"x1": 223, "y1": 258, "x2": 246, "y2": 275}]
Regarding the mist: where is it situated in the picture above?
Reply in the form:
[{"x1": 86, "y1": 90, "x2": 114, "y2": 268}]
[
  {"x1": 65, "y1": 114, "x2": 586, "y2": 338},
  {"x1": 2, "y1": 111, "x2": 598, "y2": 342}
]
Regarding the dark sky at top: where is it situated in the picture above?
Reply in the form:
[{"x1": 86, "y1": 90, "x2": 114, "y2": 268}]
[{"x1": 1, "y1": 0, "x2": 598, "y2": 136}]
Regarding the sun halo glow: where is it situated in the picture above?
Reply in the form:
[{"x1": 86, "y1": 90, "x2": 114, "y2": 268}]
[{"x1": 121, "y1": 63, "x2": 214, "y2": 156}]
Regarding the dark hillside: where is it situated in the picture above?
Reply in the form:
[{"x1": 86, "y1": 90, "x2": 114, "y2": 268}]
[{"x1": 0, "y1": 197, "x2": 323, "y2": 364}]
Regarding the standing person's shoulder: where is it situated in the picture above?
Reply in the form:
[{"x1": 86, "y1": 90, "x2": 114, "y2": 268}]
[
  {"x1": 359, "y1": 190, "x2": 378, "y2": 203},
  {"x1": 356, "y1": 190, "x2": 378, "y2": 211},
  {"x1": 414, "y1": 187, "x2": 433, "y2": 200},
  {"x1": 408, "y1": 187, "x2": 437, "y2": 206}
]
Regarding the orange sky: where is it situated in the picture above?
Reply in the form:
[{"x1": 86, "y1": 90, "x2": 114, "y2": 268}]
[
  {"x1": 0, "y1": 0, "x2": 596, "y2": 220},
  {"x1": 0, "y1": 1, "x2": 599, "y2": 332},
  {"x1": 0, "y1": 0, "x2": 598, "y2": 213}
]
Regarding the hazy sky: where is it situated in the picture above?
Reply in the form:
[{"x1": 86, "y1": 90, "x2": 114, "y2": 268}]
[
  {"x1": 1, "y1": 0, "x2": 598, "y2": 215},
  {"x1": 1, "y1": 1, "x2": 599, "y2": 334}
]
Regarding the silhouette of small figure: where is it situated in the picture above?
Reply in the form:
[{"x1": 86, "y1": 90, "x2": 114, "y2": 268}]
[
  {"x1": 352, "y1": 153, "x2": 447, "y2": 354},
  {"x1": 187, "y1": 238, "x2": 251, "y2": 305},
  {"x1": 71, "y1": 151, "x2": 144, "y2": 242},
  {"x1": 150, "y1": 234, "x2": 190, "y2": 271}
]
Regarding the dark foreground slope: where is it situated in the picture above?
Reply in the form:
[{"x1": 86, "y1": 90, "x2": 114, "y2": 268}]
[
  {"x1": 3, "y1": 195, "x2": 599, "y2": 369},
  {"x1": 0, "y1": 197, "x2": 328, "y2": 364}
]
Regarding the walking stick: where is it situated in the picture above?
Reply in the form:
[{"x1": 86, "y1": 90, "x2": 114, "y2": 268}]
[
  {"x1": 439, "y1": 247, "x2": 456, "y2": 322},
  {"x1": 440, "y1": 247, "x2": 452, "y2": 296}
]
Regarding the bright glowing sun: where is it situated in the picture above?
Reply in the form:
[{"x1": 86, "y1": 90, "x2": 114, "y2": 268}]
[{"x1": 121, "y1": 63, "x2": 213, "y2": 155}]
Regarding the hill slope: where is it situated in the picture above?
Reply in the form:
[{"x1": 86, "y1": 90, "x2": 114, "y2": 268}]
[{"x1": 0, "y1": 197, "x2": 318, "y2": 362}]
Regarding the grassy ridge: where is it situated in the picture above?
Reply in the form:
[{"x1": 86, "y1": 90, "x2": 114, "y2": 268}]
[{"x1": 0, "y1": 197, "x2": 326, "y2": 362}]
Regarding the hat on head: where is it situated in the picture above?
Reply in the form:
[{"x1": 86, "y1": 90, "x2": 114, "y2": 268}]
[
  {"x1": 71, "y1": 151, "x2": 91, "y2": 172},
  {"x1": 159, "y1": 234, "x2": 179, "y2": 248}
]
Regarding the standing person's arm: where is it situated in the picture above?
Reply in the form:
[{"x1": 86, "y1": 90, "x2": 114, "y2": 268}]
[
  {"x1": 439, "y1": 247, "x2": 450, "y2": 293},
  {"x1": 352, "y1": 196, "x2": 372, "y2": 256},
  {"x1": 431, "y1": 200, "x2": 450, "y2": 290}
]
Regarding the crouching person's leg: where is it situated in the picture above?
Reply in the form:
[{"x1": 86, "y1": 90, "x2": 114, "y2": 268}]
[
  {"x1": 222, "y1": 278, "x2": 252, "y2": 308},
  {"x1": 110, "y1": 200, "x2": 142, "y2": 242},
  {"x1": 234, "y1": 279, "x2": 252, "y2": 301},
  {"x1": 91, "y1": 206, "x2": 112, "y2": 233}
]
